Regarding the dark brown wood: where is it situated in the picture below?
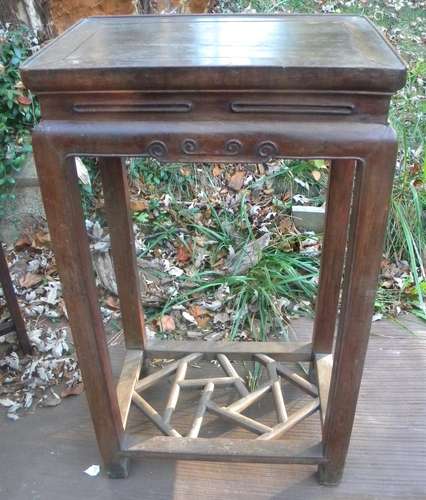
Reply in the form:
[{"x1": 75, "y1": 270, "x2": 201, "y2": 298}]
[
  {"x1": 21, "y1": 15, "x2": 405, "y2": 93},
  {"x1": 100, "y1": 157, "x2": 146, "y2": 349},
  {"x1": 319, "y1": 142, "x2": 398, "y2": 485},
  {"x1": 0, "y1": 244, "x2": 31, "y2": 354},
  {"x1": 23, "y1": 121, "x2": 399, "y2": 165},
  {"x1": 23, "y1": 13, "x2": 406, "y2": 484},
  {"x1": 312, "y1": 160, "x2": 355, "y2": 354},
  {"x1": 31, "y1": 140, "x2": 127, "y2": 478}
]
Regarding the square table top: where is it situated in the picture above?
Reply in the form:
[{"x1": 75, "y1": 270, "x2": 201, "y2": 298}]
[{"x1": 21, "y1": 14, "x2": 406, "y2": 93}]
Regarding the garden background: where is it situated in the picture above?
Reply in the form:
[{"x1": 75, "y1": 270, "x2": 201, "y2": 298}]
[{"x1": 0, "y1": 0, "x2": 424, "y2": 415}]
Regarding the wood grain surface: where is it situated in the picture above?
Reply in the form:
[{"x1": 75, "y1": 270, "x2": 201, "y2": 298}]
[{"x1": 21, "y1": 15, "x2": 406, "y2": 92}]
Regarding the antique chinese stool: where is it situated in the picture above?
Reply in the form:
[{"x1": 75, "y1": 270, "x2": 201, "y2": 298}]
[{"x1": 21, "y1": 15, "x2": 406, "y2": 484}]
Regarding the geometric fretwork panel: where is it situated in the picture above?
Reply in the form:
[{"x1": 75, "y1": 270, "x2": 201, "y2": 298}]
[{"x1": 130, "y1": 353, "x2": 320, "y2": 440}]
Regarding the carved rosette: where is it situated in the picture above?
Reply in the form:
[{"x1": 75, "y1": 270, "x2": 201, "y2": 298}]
[
  {"x1": 224, "y1": 139, "x2": 243, "y2": 156},
  {"x1": 146, "y1": 141, "x2": 167, "y2": 160},
  {"x1": 146, "y1": 140, "x2": 168, "y2": 159},
  {"x1": 181, "y1": 138, "x2": 198, "y2": 154},
  {"x1": 257, "y1": 141, "x2": 279, "y2": 159},
  {"x1": 145, "y1": 138, "x2": 280, "y2": 160}
]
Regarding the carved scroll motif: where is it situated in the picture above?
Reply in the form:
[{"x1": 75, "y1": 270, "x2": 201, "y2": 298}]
[
  {"x1": 257, "y1": 141, "x2": 279, "y2": 159},
  {"x1": 146, "y1": 141, "x2": 168, "y2": 159}
]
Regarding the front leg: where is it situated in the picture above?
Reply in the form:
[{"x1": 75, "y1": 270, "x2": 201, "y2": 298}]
[
  {"x1": 318, "y1": 132, "x2": 397, "y2": 485},
  {"x1": 32, "y1": 130, "x2": 128, "y2": 477}
]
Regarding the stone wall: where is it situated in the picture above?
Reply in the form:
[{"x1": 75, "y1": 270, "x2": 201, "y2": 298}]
[{"x1": 0, "y1": 155, "x2": 45, "y2": 244}]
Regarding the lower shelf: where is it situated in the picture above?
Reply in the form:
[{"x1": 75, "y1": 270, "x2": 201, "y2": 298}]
[{"x1": 116, "y1": 344, "x2": 332, "y2": 464}]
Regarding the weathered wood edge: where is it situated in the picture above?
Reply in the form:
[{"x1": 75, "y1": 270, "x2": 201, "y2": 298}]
[
  {"x1": 206, "y1": 401, "x2": 273, "y2": 435},
  {"x1": 314, "y1": 353, "x2": 333, "y2": 428},
  {"x1": 134, "y1": 352, "x2": 203, "y2": 392},
  {"x1": 145, "y1": 340, "x2": 313, "y2": 361},
  {"x1": 116, "y1": 350, "x2": 143, "y2": 429},
  {"x1": 257, "y1": 399, "x2": 320, "y2": 441},
  {"x1": 132, "y1": 392, "x2": 181, "y2": 437},
  {"x1": 121, "y1": 435, "x2": 326, "y2": 464}
]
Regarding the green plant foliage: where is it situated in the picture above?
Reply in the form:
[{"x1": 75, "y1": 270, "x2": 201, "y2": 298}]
[
  {"x1": 162, "y1": 247, "x2": 318, "y2": 341},
  {"x1": 216, "y1": 0, "x2": 426, "y2": 319},
  {"x1": 0, "y1": 25, "x2": 40, "y2": 211},
  {"x1": 129, "y1": 157, "x2": 197, "y2": 199}
]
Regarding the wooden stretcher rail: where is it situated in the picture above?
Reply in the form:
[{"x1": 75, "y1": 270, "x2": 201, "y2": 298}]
[
  {"x1": 121, "y1": 435, "x2": 327, "y2": 464},
  {"x1": 143, "y1": 340, "x2": 313, "y2": 361}
]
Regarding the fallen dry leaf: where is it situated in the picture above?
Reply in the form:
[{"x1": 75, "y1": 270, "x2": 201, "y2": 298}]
[
  {"x1": 195, "y1": 315, "x2": 210, "y2": 328},
  {"x1": 105, "y1": 295, "x2": 120, "y2": 310},
  {"x1": 413, "y1": 179, "x2": 424, "y2": 190},
  {"x1": 228, "y1": 171, "x2": 245, "y2": 191},
  {"x1": 33, "y1": 230, "x2": 51, "y2": 248},
  {"x1": 61, "y1": 383, "x2": 84, "y2": 398},
  {"x1": 160, "y1": 315, "x2": 176, "y2": 332},
  {"x1": 19, "y1": 272, "x2": 44, "y2": 288},
  {"x1": 182, "y1": 311, "x2": 197, "y2": 324},
  {"x1": 188, "y1": 305, "x2": 210, "y2": 328},
  {"x1": 41, "y1": 395, "x2": 62, "y2": 407},
  {"x1": 213, "y1": 312, "x2": 229, "y2": 324},
  {"x1": 226, "y1": 233, "x2": 271, "y2": 275},
  {"x1": 409, "y1": 163, "x2": 421, "y2": 176},
  {"x1": 176, "y1": 245, "x2": 191, "y2": 264},
  {"x1": 188, "y1": 305, "x2": 205, "y2": 318},
  {"x1": 14, "y1": 235, "x2": 33, "y2": 251},
  {"x1": 279, "y1": 217, "x2": 295, "y2": 235},
  {"x1": 180, "y1": 167, "x2": 191, "y2": 177},
  {"x1": 212, "y1": 164, "x2": 223, "y2": 177},
  {"x1": 130, "y1": 199, "x2": 148, "y2": 212}
]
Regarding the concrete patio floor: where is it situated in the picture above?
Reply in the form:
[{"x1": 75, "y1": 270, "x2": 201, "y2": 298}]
[{"x1": 1, "y1": 316, "x2": 425, "y2": 500}]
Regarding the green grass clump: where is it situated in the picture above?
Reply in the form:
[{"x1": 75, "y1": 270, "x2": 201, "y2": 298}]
[{"x1": 162, "y1": 246, "x2": 318, "y2": 340}]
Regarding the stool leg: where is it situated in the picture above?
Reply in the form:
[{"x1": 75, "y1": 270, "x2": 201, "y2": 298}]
[
  {"x1": 312, "y1": 160, "x2": 355, "y2": 354},
  {"x1": 99, "y1": 157, "x2": 146, "y2": 349},
  {"x1": 32, "y1": 134, "x2": 128, "y2": 478},
  {"x1": 318, "y1": 142, "x2": 397, "y2": 485}
]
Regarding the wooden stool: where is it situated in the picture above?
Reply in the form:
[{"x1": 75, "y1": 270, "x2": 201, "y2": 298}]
[{"x1": 21, "y1": 15, "x2": 406, "y2": 484}]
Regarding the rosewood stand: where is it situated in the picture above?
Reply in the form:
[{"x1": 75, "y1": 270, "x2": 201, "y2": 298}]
[{"x1": 21, "y1": 14, "x2": 406, "y2": 484}]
